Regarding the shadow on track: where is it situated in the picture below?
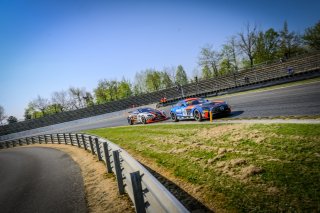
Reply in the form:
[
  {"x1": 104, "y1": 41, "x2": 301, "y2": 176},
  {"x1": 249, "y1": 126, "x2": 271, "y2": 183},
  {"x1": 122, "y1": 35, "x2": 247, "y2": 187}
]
[
  {"x1": 140, "y1": 162, "x2": 213, "y2": 212},
  {"x1": 227, "y1": 110, "x2": 244, "y2": 118}
]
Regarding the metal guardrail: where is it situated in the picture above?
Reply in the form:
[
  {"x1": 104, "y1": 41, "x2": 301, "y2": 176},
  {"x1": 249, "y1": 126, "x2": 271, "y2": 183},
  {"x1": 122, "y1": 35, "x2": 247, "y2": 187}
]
[{"x1": 0, "y1": 133, "x2": 189, "y2": 213}]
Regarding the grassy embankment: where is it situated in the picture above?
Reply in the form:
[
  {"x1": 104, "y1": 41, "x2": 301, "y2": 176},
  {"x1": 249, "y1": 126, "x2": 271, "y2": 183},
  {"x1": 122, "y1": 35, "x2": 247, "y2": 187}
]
[{"x1": 86, "y1": 123, "x2": 320, "y2": 212}]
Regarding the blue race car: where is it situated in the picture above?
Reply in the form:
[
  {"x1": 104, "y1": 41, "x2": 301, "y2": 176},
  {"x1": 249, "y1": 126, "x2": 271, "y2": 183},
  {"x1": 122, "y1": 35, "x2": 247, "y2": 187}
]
[{"x1": 170, "y1": 98, "x2": 231, "y2": 122}]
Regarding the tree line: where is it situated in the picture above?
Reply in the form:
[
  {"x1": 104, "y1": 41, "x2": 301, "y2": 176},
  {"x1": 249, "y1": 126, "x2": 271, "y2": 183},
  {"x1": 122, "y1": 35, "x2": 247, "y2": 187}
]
[{"x1": 1, "y1": 20, "x2": 318, "y2": 123}]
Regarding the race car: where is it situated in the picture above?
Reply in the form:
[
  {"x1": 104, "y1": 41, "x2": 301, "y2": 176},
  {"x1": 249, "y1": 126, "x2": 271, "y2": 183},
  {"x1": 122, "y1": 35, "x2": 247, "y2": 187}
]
[
  {"x1": 127, "y1": 107, "x2": 168, "y2": 125},
  {"x1": 170, "y1": 98, "x2": 231, "y2": 122}
]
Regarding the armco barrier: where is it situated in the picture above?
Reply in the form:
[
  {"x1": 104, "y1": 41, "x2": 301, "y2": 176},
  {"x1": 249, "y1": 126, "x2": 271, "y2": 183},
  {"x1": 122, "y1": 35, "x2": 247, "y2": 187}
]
[{"x1": 0, "y1": 133, "x2": 189, "y2": 213}]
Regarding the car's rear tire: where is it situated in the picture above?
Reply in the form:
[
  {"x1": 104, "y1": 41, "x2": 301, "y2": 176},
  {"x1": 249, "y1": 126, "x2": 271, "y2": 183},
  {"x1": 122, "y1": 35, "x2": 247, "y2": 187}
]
[
  {"x1": 171, "y1": 113, "x2": 179, "y2": 122},
  {"x1": 194, "y1": 110, "x2": 202, "y2": 122},
  {"x1": 141, "y1": 116, "x2": 147, "y2": 124},
  {"x1": 128, "y1": 119, "x2": 133, "y2": 125}
]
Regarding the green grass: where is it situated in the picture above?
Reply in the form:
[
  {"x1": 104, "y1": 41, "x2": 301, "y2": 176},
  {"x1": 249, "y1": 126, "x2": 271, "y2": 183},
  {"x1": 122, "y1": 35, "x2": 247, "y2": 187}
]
[{"x1": 86, "y1": 123, "x2": 320, "y2": 212}]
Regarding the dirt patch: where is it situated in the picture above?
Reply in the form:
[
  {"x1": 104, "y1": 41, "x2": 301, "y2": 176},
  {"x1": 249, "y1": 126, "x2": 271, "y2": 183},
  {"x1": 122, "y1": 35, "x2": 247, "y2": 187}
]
[
  {"x1": 30, "y1": 144, "x2": 134, "y2": 213},
  {"x1": 240, "y1": 165, "x2": 264, "y2": 179}
]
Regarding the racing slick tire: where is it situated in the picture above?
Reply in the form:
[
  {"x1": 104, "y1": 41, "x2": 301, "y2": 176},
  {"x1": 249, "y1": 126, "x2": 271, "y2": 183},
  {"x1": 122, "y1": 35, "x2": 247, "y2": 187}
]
[
  {"x1": 171, "y1": 113, "x2": 179, "y2": 122},
  {"x1": 194, "y1": 110, "x2": 202, "y2": 122},
  {"x1": 128, "y1": 118, "x2": 133, "y2": 125},
  {"x1": 141, "y1": 116, "x2": 147, "y2": 124}
]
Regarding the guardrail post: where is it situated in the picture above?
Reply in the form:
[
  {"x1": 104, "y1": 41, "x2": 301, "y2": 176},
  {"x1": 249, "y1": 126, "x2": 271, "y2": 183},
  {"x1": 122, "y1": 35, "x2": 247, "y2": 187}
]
[
  {"x1": 94, "y1": 138, "x2": 102, "y2": 161},
  {"x1": 38, "y1": 135, "x2": 42, "y2": 144},
  {"x1": 82, "y1": 135, "x2": 87, "y2": 150},
  {"x1": 69, "y1": 133, "x2": 73, "y2": 146},
  {"x1": 102, "y1": 142, "x2": 112, "y2": 173},
  {"x1": 50, "y1": 134, "x2": 54, "y2": 144},
  {"x1": 63, "y1": 133, "x2": 67, "y2": 144},
  {"x1": 19, "y1": 139, "x2": 22, "y2": 146},
  {"x1": 26, "y1": 137, "x2": 29, "y2": 145},
  {"x1": 6, "y1": 141, "x2": 10, "y2": 148},
  {"x1": 57, "y1": 134, "x2": 61, "y2": 144},
  {"x1": 76, "y1": 134, "x2": 81, "y2": 148},
  {"x1": 89, "y1": 136, "x2": 95, "y2": 154},
  {"x1": 113, "y1": 150, "x2": 125, "y2": 195},
  {"x1": 12, "y1": 140, "x2": 16, "y2": 147},
  {"x1": 130, "y1": 171, "x2": 146, "y2": 213},
  {"x1": 31, "y1": 137, "x2": 35, "y2": 144},
  {"x1": 44, "y1": 135, "x2": 48, "y2": 144}
]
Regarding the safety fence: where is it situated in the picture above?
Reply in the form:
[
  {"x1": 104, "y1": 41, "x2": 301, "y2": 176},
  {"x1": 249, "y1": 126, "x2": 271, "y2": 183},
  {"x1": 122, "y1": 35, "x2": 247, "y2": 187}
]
[
  {"x1": 1, "y1": 51, "x2": 320, "y2": 136},
  {"x1": 0, "y1": 133, "x2": 189, "y2": 213}
]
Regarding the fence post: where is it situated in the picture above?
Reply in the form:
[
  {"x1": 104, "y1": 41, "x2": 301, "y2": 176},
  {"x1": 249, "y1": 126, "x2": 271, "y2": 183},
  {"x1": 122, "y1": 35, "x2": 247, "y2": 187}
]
[
  {"x1": 82, "y1": 135, "x2": 87, "y2": 150},
  {"x1": 57, "y1": 134, "x2": 61, "y2": 144},
  {"x1": 102, "y1": 142, "x2": 112, "y2": 173},
  {"x1": 76, "y1": 134, "x2": 81, "y2": 148},
  {"x1": 69, "y1": 133, "x2": 73, "y2": 146},
  {"x1": 113, "y1": 150, "x2": 125, "y2": 195},
  {"x1": 50, "y1": 134, "x2": 54, "y2": 144},
  {"x1": 130, "y1": 171, "x2": 146, "y2": 213},
  {"x1": 94, "y1": 138, "x2": 102, "y2": 161},
  {"x1": 63, "y1": 133, "x2": 67, "y2": 144},
  {"x1": 89, "y1": 136, "x2": 95, "y2": 154}
]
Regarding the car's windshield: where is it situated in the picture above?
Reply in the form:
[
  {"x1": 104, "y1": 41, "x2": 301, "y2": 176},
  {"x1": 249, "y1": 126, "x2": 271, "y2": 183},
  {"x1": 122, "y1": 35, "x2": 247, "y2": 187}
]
[
  {"x1": 185, "y1": 98, "x2": 209, "y2": 106},
  {"x1": 139, "y1": 108, "x2": 155, "y2": 113}
]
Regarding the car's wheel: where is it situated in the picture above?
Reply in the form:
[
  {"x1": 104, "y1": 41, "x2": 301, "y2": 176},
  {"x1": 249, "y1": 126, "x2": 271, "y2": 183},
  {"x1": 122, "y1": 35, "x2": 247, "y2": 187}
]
[
  {"x1": 141, "y1": 116, "x2": 147, "y2": 124},
  {"x1": 128, "y1": 118, "x2": 133, "y2": 125},
  {"x1": 171, "y1": 113, "x2": 179, "y2": 122},
  {"x1": 194, "y1": 110, "x2": 202, "y2": 122}
]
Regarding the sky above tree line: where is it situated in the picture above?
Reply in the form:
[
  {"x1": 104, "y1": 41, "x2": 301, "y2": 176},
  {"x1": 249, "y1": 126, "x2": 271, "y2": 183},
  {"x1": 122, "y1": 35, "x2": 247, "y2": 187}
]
[{"x1": 0, "y1": 0, "x2": 319, "y2": 119}]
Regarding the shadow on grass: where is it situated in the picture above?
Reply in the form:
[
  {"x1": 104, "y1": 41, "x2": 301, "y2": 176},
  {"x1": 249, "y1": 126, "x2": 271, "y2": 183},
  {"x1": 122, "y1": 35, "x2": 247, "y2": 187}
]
[{"x1": 140, "y1": 162, "x2": 213, "y2": 212}]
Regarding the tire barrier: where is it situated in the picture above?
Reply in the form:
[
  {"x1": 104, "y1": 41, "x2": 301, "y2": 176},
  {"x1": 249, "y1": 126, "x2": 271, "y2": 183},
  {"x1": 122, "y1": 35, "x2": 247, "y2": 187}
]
[{"x1": 0, "y1": 133, "x2": 189, "y2": 213}]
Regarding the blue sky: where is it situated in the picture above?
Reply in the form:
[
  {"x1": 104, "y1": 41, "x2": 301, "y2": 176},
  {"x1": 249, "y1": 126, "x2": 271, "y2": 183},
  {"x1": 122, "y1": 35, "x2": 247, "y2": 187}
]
[{"x1": 0, "y1": 0, "x2": 319, "y2": 119}]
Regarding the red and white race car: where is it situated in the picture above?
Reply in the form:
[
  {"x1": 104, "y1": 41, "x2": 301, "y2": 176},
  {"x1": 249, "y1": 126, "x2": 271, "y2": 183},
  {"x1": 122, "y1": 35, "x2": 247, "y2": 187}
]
[{"x1": 127, "y1": 107, "x2": 168, "y2": 125}]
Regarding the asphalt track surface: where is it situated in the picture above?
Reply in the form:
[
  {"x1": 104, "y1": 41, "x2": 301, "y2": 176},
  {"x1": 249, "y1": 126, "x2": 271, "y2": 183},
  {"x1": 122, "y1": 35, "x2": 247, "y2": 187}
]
[
  {"x1": 53, "y1": 81, "x2": 320, "y2": 133},
  {"x1": 0, "y1": 147, "x2": 87, "y2": 213}
]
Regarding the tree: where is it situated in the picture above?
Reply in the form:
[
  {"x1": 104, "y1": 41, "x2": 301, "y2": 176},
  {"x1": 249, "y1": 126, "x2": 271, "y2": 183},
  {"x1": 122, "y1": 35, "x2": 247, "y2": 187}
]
[
  {"x1": 225, "y1": 36, "x2": 239, "y2": 72},
  {"x1": 145, "y1": 69, "x2": 161, "y2": 92},
  {"x1": 279, "y1": 21, "x2": 303, "y2": 58},
  {"x1": 160, "y1": 71, "x2": 174, "y2": 89},
  {"x1": 175, "y1": 65, "x2": 188, "y2": 85},
  {"x1": 198, "y1": 44, "x2": 220, "y2": 76},
  {"x1": 238, "y1": 23, "x2": 258, "y2": 68},
  {"x1": 118, "y1": 78, "x2": 132, "y2": 99},
  {"x1": 303, "y1": 20, "x2": 320, "y2": 50},
  {"x1": 7, "y1": 116, "x2": 18, "y2": 124},
  {"x1": 51, "y1": 90, "x2": 71, "y2": 112},
  {"x1": 31, "y1": 95, "x2": 49, "y2": 116},
  {"x1": 133, "y1": 71, "x2": 147, "y2": 95},
  {"x1": 69, "y1": 87, "x2": 87, "y2": 109},
  {"x1": 254, "y1": 28, "x2": 280, "y2": 64},
  {"x1": 201, "y1": 64, "x2": 212, "y2": 79},
  {"x1": 0, "y1": 105, "x2": 7, "y2": 124},
  {"x1": 83, "y1": 92, "x2": 95, "y2": 107}
]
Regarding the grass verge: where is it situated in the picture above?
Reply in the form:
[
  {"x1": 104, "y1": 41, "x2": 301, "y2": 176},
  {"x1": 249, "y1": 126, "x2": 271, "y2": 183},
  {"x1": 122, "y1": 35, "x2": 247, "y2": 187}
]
[{"x1": 86, "y1": 123, "x2": 320, "y2": 212}]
